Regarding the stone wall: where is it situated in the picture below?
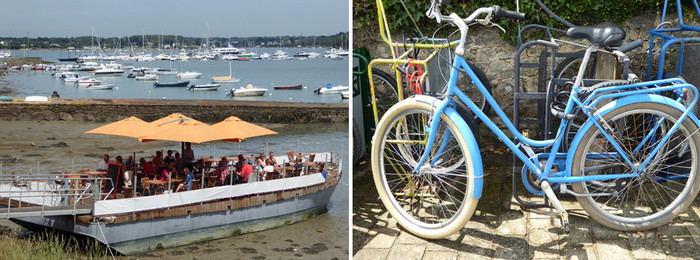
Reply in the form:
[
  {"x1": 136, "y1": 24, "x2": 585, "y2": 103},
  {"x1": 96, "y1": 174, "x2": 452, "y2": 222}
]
[{"x1": 0, "y1": 98, "x2": 348, "y2": 124}]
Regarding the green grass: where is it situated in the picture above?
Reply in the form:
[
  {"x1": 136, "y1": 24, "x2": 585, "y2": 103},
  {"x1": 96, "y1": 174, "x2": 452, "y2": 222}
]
[{"x1": 0, "y1": 229, "x2": 107, "y2": 260}]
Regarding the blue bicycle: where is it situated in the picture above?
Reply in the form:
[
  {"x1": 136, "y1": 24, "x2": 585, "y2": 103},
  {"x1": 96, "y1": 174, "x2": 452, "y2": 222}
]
[{"x1": 371, "y1": 0, "x2": 700, "y2": 238}]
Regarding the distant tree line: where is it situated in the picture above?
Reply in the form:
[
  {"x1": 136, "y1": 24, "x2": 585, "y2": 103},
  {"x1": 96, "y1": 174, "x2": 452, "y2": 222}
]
[{"x1": 0, "y1": 32, "x2": 348, "y2": 50}]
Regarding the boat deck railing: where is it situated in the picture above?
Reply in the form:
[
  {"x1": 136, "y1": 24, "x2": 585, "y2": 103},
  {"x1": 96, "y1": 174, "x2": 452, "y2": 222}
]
[{"x1": 0, "y1": 173, "x2": 112, "y2": 218}]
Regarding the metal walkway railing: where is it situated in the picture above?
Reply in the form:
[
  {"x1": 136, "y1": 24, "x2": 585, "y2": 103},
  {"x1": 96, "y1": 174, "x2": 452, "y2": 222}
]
[{"x1": 0, "y1": 173, "x2": 112, "y2": 218}]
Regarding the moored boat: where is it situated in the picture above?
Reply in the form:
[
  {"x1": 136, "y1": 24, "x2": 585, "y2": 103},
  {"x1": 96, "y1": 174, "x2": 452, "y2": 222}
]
[
  {"x1": 227, "y1": 84, "x2": 267, "y2": 97},
  {"x1": 94, "y1": 68, "x2": 125, "y2": 76},
  {"x1": 274, "y1": 84, "x2": 302, "y2": 90},
  {"x1": 340, "y1": 90, "x2": 350, "y2": 99},
  {"x1": 76, "y1": 77, "x2": 101, "y2": 87},
  {"x1": 314, "y1": 84, "x2": 349, "y2": 94},
  {"x1": 177, "y1": 71, "x2": 202, "y2": 79},
  {"x1": 153, "y1": 81, "x2": 189, "y2": 87},
  {"x1": 188, "y1": 83, "x2": 220, "y2": 91},
  {"x1": 135, "y1": 74, "x2": 158, "y2": 81},
  {"x1": 86, "y1": 83, "x2": 114, "y2": 90}
]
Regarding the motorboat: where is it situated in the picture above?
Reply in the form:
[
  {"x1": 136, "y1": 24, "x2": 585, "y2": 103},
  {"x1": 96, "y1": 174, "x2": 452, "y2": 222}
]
[
  {"x1": 273, "y1": 84, "x2": 302, "y2": 90},
  {"x1": 62, "y1": 75, "x2": 86, "y2": 83},
  {"x1": 153, "y1": 81, "x2": 189, "y2": 87},
  {"x1": 155, "y1": 69, "x2": 178, "y2": 75},
  {"x1": 76, "y1": 78, "x2": 102, "y2": 87},
  {"x1": 188, "y1": 84, "x2": 220, "y2": 91},
  {"x1": 227, "y1": 84, "x2": 267, "y2": 97},
  {"x1": 177, "y1": 71, "x2": 202, "y2": 79},
  {"x1": 53, "y1": 71, "x2": 78, "y2": 79},
  {"x1": 94, "y1": 68, "x2": 125, "y2": 76},
  {"x1": 314, "y1": 84, "x2": 349, "y2": 94},
  {"x1": 86, "y1": 83, "x2": 114, "y2": 90},
  {"x1": 135, "y1": 74, "x2": 158, "y2": 81}
]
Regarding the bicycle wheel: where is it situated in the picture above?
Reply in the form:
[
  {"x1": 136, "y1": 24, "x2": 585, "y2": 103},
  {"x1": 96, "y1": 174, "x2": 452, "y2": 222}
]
[
  {"x1": 371, "y1": 99, "x2": 479, "y2": 238},
  {"x1": 371, "y1": 68, "x2": 403, "y2": 123},
  {"x1": 554, "y1": 56, "x2": 596, "y2": 151},
  {"x1": 570, "y1": 101, "x2": 700, "y2": 231}
]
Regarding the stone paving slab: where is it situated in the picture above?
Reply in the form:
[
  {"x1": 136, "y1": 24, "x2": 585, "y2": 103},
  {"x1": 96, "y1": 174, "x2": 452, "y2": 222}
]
[{"x1": 353, "y1": 154, "x2": 700, "y2": 260}]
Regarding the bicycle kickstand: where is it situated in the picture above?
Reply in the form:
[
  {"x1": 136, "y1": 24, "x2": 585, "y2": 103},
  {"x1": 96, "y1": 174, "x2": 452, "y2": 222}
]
[{"x1": 540, "y1": 180, "x2": 570, "y2": 233}]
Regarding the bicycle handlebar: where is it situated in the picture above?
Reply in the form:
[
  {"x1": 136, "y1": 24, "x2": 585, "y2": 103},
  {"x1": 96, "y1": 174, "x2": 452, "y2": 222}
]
[
  {"x1": 492, "y1": 5, "x2": 526, "y2": 21},
  {"x1": 618, "y1": 39, "x2": 642, "y2": 53}
]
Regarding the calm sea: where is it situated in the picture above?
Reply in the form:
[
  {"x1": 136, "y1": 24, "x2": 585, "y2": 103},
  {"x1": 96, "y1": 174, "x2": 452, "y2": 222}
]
[{"x1": 2, "y1": 48, "x2": 349, "y2": 103}]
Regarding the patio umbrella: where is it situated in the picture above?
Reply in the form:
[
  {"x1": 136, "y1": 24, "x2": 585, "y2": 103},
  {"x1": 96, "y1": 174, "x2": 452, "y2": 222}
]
[
  {"x1": 211, "y1": 116, "x2": 278, "y2": 142},
  {"x1": 150, "y1": 113, "x2": 205, "y2": 126},
  {"x1": 138, "y1": 120, "x2": 227, "y2": 144},
  {"x1": 84, "y1": 116, "x2": 155, "y2": 138}
]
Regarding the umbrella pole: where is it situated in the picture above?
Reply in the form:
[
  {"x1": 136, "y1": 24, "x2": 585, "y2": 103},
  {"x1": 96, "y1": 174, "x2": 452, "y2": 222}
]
[
  {"x1": 330, "y1": 136, "x2": 333, "y2": 163},
  {"x1": 297, "y1": 137, "x2": 300, "y2": 154}
]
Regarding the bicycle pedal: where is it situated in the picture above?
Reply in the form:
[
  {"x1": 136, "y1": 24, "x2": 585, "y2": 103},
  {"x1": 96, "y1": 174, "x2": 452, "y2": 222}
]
[{"x1": 560, "y1": 212, "x2": 570, "y2": 234}]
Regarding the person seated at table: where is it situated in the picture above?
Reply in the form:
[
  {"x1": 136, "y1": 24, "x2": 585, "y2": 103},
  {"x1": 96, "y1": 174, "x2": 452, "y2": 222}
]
[
  {"x1": 217, "y1": 157, "x2": 231, "y2": 185},
  {"x1": 175, "y1": 168, "x2": 195, "y2": 192},
  {"x1": 268, "y1": 151, "x2": 278, "y2": 167},
  {"x1": 161, "y1": 163, "x2": 177, "y2": 181},
  {"x1": 237, "y1": 159, "x2": 252, "y2": 184},
  {"x1": 235, "y1": 154, "x2": 245, "y2": 172},
  {"x1": 125, "y1": 156, "x2": 136, "y2": 170},
  {"x1": 293, "y1": 157, "x2": 304, "y2": 177},
  {"x1": 139, "y1": 158, "x2": 154, "y2": 179},
  {"x1": 163, "y1": 150, "x2": 175, "y2": 165},
  {"x1": 11, "y1": 170, "x2": 29, "y2": 188},
  {"x1": 97, "y1": 154, "x2": 110, "y2": 171},
  {"x1": 183, "y1": 142, "x2": 195, "y2": 170},
  {"x1": 263, "y1": 159, "x2": 279, "y2": 180}
]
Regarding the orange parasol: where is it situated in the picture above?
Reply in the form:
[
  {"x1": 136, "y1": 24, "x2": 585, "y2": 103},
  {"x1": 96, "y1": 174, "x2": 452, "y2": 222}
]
[
  {"x1": 211, "y1": 116, "x2": 277, "y2": 142},
  {"x1": 150, "y1": 113, "x2": 205, "y2": 126},
  {"x1": 138, "y1": 120, "x2": 227, "y2": 144},
  {"x1": 84, "y1": 116, "x2": 156, "y2": 138}
]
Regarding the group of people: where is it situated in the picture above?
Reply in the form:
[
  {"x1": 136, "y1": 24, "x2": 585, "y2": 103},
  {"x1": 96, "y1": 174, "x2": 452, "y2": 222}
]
[
  {"x1": 97, "y1": 142, "x2": 199, "y2": 193},
  {"x1": 96, "y1": 146, "x2": 312, "y2": 195}
]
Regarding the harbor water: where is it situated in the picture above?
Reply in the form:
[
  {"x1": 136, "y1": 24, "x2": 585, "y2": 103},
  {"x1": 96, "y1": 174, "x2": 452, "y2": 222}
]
[{"x1": 1, "y1": 48, "x2": 349, "y2": 103}]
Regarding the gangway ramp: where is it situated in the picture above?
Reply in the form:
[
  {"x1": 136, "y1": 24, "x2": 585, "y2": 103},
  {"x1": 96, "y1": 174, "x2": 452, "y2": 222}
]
[{"x1": 0, "y1": 205, "x2": 92, "y2": 218}]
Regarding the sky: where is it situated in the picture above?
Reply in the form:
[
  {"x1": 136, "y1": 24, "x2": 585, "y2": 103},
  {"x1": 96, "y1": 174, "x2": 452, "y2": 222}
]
[{"x1": 0, "y1": 0, "x2": 349, "y2": 38}]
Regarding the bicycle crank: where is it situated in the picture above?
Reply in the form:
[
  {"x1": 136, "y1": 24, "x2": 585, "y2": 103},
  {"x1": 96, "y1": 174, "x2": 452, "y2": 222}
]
[{"x1": 540, "y1": 180, "x2": 570, "y2": 233}]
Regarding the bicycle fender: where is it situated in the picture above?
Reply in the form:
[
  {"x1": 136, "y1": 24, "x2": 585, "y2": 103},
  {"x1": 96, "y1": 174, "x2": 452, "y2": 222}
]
[
  {"x1": 566, "y1": 94, "x2": 700, "y2": 177},
  {"x1": 414, "y1": 95, "x2": 484, "y2": 199}
]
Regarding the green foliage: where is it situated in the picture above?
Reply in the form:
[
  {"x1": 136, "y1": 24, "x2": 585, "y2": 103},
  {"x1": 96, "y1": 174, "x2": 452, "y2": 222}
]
[
  {"x1": 0, "y1": 32, "x2": 349, "y2": 50},
  {"x1": 355, "y1": 0, "x2": 696, "y2": 45}
]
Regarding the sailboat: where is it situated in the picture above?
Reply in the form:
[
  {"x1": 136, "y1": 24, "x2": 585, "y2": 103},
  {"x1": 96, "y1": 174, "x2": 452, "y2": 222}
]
[{"x1": 211, "y1": 60, "x2": 240, "y2": 84}]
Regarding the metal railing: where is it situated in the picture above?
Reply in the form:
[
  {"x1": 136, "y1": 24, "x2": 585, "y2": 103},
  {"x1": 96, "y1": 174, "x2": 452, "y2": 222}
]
[{"x1": 0, "y1": 173, "x2": 112, "y2": 218}]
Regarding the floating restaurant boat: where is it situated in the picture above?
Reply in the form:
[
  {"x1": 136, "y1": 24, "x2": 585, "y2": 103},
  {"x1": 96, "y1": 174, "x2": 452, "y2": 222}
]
[
  {"x1": 273, "y1": 84, "x2": 302, "y2": 90},
  {"x1": 153, "y1": 81, "x2": 189, "y2": 87},
  {"x1": 0, "y1": 153, "x2": 341, "y2": 255}
]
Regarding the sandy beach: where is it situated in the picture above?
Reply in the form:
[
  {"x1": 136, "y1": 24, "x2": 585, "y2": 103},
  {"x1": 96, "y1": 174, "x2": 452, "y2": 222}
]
[{"x1": 0, "y1": 120, "x2": 349, "y2": 259}]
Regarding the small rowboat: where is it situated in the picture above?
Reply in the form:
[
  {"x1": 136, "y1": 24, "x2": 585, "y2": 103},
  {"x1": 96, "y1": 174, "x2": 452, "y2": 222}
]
[
  {"x1": 188, "y1": 84, "x2": 220, "y2": 91},
  {"x1": 273, "y1": 84, "x2": 302, "y2": 90},
  {"x1": 86, "y1": 84, "x2": 114, "y2": 90},
  {"x1": 153, "y1": 81, "x2": 189, "y2": 87}
]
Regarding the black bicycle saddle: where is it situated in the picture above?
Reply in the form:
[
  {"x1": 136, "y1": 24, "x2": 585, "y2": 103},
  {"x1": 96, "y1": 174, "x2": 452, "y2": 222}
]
[{"x1": 566, "y1": 23, "x2": 626, "y2": 48}]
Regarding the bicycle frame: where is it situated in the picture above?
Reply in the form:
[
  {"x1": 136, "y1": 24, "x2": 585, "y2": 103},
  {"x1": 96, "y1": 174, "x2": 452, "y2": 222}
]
[{"x1": 413, "y1": 46, "x2": 699, "y2": 198}]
